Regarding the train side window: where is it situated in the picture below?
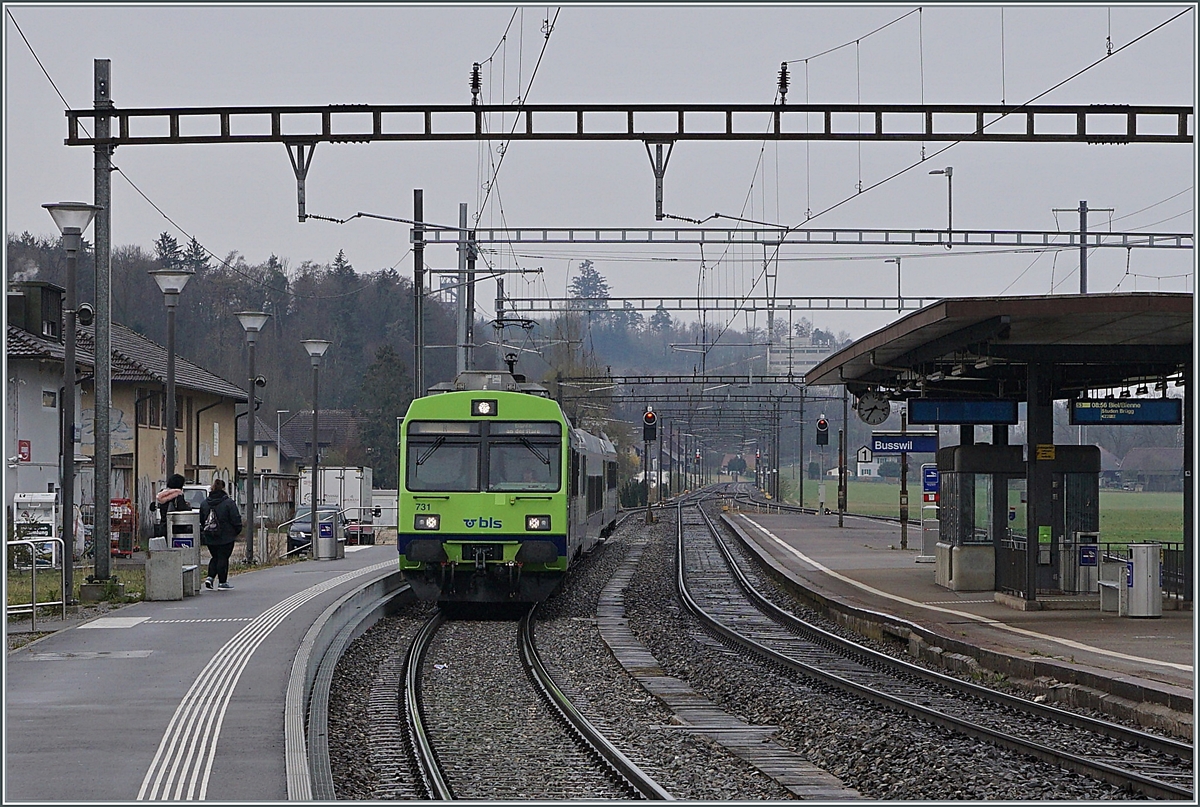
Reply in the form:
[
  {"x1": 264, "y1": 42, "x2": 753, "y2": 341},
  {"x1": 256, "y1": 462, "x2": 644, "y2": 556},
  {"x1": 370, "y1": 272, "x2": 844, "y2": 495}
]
[
  {"x1": 606, "y1": 462, "x2": 617, "y2": 490},
  {"x1": 570, "y1": 450, "x2": 580, "y2": 497}
]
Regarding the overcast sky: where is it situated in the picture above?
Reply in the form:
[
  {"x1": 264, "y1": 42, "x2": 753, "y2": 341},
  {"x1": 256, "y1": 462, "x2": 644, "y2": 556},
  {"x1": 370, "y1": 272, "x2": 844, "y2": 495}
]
[{"x1": 4, "y1": 3, "x2": 1195, "y2": 342}]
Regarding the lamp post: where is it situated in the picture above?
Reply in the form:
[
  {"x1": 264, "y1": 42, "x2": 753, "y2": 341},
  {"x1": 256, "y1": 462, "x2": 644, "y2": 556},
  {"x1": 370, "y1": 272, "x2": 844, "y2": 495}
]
[
  {"x1": 43, "y1": 202, "x2": 101, "y2": 601},
  {"x1": 885, "y1": 257, "x2": 901, "y2": 310},
  {"x1": 276, "y1": 409, "x2": 290, "y2": 473},
  {"x1": 236, "y1": 311, "x2": 270, "y2": 564},
  {"x1": 928, "y1": 166, "x2": 953, "y2": 247},
  {"x1": 301, "y1": 340, "x2": 331, "y2": 559},
  {"x1": 148, "y1": 266, "x2": 194, "y2": 483}
]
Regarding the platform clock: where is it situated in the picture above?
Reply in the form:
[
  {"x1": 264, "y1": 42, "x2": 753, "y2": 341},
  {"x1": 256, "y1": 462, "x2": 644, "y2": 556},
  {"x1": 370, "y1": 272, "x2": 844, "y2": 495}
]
[{"x1": 856, "y1": 391, "x2": 892, "y2": 425}]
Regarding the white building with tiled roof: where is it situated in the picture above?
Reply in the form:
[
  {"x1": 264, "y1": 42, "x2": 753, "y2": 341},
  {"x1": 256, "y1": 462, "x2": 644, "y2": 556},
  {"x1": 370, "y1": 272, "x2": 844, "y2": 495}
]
[{"x1": 6, "y1": 281, "x2": 246, "y2": 537}]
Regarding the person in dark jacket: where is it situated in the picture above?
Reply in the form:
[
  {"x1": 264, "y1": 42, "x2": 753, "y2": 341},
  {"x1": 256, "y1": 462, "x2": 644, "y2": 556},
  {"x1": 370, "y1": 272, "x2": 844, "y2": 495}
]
[
  {"x1": 154, "y1": 473, "x2": 191, "y2": 537},
  {"x1": 198, "y1": 478, "x2": 242, "y2": 590}
]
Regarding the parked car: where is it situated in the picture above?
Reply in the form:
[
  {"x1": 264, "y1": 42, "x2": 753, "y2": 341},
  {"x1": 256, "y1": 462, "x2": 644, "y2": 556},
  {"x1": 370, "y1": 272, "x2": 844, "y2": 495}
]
[
  {"x1": 287, "y1": 505, "x2": 346, "y2": 555},
  {"x1": 182, "y1": 484, "x2": 209, "y2": 510}
]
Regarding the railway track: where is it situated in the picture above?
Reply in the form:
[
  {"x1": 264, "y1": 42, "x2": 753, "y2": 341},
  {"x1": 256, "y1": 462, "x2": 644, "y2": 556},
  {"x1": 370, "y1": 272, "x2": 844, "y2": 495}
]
[
  {"x1": 403, "y1": 608, "x2": 672, "y2": 800},
  {"x1": 676, "y1": 502, "x2": 1194, "y2": 800}
]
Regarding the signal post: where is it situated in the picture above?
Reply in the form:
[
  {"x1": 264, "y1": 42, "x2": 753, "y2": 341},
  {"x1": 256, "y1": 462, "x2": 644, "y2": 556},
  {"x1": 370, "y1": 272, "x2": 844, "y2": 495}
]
[{"x1": 643, "y1": 407, "x2": 657, "y2": 524}]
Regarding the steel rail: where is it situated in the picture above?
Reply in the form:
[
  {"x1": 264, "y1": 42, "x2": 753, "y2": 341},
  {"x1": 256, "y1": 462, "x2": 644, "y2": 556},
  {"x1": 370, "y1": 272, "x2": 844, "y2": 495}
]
[
  {"x1": 519, "y1": 607, "x2": 674, "y2": 800},
  {"x1": 403, "y1": 612, "x2": 454, "y2": 800},
  {"x1": 705, "y1": 504, "x2": 1192, "y2": 760},
  {"x1": 675, "y1": 502, "x2": 1192, "y2": 800}
]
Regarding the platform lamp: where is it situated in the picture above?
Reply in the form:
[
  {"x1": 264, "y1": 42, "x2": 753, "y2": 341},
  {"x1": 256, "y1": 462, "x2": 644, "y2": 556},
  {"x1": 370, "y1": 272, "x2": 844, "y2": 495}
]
[
  {"x1": 301, "y1": 340, "x2": 331, "y2": 559},
  {"x1": 928, "y1": 166, "x2": 953, "y2": 248},
  {"x1": 148, "y1": 265, "x2": 194, "y2": 484},
  {"x1": 44, "y1": 202, "x2": 101, "y2": 601},
  {"x1": 885, "y1": 257, "x2": 901, "y2": 310},
  {"x1": 237, "y1": 311, "x2": 271, "y2": 564}
]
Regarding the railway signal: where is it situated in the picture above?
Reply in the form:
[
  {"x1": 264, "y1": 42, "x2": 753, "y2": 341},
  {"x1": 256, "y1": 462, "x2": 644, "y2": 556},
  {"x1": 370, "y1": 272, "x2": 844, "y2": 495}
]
[
  {"x1": 816, "y1": 416, "x2": 829, "y2": 446},
  {"x1": 642, "y1": 407, "x2": 658, "y2": 441}
]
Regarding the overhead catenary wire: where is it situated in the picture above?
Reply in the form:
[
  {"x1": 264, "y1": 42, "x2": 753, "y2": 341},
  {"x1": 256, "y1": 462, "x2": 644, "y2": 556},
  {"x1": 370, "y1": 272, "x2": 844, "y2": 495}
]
[
  {"x1": 699, "y1": 6, "x2": 1192, "y2": 349},
  {"x1": 6, "y1": 8, "x2": 388, "y2": 304}
]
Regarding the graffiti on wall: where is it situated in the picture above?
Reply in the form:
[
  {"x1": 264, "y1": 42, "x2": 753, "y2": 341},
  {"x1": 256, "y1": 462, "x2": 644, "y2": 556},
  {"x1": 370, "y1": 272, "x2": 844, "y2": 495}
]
[{"x1": 79, "y1": 407, "x2": 134, "y2": 454}]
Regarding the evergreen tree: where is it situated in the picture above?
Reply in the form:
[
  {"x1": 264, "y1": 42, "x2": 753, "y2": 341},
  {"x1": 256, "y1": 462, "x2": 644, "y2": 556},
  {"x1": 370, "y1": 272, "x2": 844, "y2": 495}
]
[
  {"x1": 650, "y1": 304, "x2": 673, "y2": 332},
  {"x1": 567, "y1": 260, "x2": 610, "y2": 306},
  {"x1": 357, "y1": 344, "x2": 413, "y2": 489},
  {"x1": 153, "y1": 232, "x2": 183, "y2": 269},
  {"x1": 183, "y1": 237, "x2": 212, "y2": 274}
]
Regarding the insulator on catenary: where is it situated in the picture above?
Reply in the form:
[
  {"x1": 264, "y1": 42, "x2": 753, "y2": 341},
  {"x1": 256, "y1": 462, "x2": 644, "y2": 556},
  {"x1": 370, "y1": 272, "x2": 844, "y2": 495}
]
[
  {"x1": 470, "y1": 62, "x2": 482, "y2": 104},
  {"x1": 777, "y1": 62, "x2": 789, "y2": 104}
]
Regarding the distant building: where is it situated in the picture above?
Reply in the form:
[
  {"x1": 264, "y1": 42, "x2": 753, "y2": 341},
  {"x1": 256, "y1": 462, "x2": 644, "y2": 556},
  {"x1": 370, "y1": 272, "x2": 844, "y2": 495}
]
[
  {"x1": 279, "y1": 409, "x2": 369, "y2": 469},
  {"x1": 236, "y1": 414, "x2": 303, "y2": 476},
  {"x1": 1097, "y1": 445, "x2": 1122, "y2": 488},
  {"x1": 1120, "y1": 447, "x2": 1184, "y2": 492}
]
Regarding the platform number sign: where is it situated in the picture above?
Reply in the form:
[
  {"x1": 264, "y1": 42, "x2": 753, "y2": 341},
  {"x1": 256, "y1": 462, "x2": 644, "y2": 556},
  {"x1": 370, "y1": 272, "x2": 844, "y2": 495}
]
[{"x1": 815, "y1": 416, "x2": 829, "y2": 446}]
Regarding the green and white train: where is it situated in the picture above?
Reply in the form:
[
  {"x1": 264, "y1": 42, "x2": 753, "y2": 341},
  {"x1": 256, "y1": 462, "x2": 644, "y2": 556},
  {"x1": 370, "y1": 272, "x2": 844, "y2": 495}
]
[{"x1": 398, "y1": 370, "x2": 619, "y2": 603}]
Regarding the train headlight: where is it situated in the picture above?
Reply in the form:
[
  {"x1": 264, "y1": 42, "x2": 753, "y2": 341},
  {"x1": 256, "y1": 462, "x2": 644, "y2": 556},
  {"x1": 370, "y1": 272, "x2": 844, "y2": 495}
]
[
  {"x1": 471, "y1": 399, "x2": 498, "y2": 417},
  {"x1": 525, "y1": 515, "x2": 551, "y2": 531},
  {"x1": 414, "y1": 514, "x2": 441, "y2": 531}
]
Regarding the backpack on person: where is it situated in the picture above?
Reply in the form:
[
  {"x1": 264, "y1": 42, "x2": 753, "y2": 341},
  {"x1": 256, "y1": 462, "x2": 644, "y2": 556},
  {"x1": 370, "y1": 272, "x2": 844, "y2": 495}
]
[{"x1": 201, "y1": 508, "x2": 221, "y2": 543}]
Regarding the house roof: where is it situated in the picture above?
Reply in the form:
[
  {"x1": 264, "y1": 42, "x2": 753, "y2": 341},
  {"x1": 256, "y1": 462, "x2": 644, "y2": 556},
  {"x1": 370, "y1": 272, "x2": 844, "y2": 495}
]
[
  {"x1": 76, "y1": 322, "x2": 246, "y2": 401},
  {"x1": 6, "y1": 324, "x2": 96, "y2": 365},
  {"x1": 1121, "y1": 447, "x2": 1184, "y2": 473},
  {"x1": 1097, "y1": 445, "x2": 1122, "y2": 473},
  {"x1": 237, "y1": 414, "x2": 303, "y2": 458},
  {"x1": 279, "y1": 409, "x2": 366, "y2": 453}
]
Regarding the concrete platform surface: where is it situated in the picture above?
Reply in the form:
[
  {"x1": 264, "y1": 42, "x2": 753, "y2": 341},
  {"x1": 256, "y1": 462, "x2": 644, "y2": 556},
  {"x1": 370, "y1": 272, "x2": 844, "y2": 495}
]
[
  {"x1": 726, "y1": 509, "x2": 1194, "y2": 734},
  {"x1": 4, "y1": 546, "x2": 396, "y2": 802}
]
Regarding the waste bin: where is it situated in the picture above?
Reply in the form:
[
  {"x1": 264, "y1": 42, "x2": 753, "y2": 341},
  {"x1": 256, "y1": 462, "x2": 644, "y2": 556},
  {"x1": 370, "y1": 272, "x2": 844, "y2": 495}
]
[
  {"x1": 1127, "y1": 543, "x2": 1162, "y2": 618},
  {"x1": 315, "y1": 514, "x2": 339, "y2": 560},
  {"x1": 1063, "y1": 531, "x2": 1099, "y2": 593},
  {"x1": 167, "y1": 511, "x2": 202, "y2": 595}
]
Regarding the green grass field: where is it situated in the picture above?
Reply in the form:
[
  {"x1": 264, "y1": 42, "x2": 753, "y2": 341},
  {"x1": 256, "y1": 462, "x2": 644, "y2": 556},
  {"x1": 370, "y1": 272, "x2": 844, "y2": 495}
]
[{"x1": 773, "y1": 472, "x2": 1183, "y2": 546}]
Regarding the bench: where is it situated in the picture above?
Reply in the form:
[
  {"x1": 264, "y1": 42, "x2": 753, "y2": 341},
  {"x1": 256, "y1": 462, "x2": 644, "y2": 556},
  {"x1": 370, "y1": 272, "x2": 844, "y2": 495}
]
[
  {"x1": 145, "y1": 547, "x2": 201, "y2": 600},
  {"x1": 182, "y1": 564, "x2": 200, "y2": 597}
]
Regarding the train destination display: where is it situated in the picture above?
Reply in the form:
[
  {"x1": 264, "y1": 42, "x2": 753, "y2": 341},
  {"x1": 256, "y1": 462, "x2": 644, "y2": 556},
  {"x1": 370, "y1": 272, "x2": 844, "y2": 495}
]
[
  {"x1": 1070, "y1": 398, "x2": 1182, "y2": 425},
  {"x1": 907, "y1": 398, "x2": 1019, "y2": 425}
]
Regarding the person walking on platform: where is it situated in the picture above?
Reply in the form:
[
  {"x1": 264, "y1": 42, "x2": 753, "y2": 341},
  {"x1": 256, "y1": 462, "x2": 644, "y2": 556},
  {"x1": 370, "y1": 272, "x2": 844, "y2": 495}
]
[
  {"x1": 198, "y1": 478, "x2": 242, "y2": 591},
  {"x1": 154, "y1": 473, "x2": 191, "y2": 538}
]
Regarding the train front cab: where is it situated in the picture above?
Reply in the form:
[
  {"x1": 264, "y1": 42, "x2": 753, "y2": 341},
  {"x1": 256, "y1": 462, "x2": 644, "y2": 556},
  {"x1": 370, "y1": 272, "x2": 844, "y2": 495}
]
[{"x1": 398, "y1": 394, "x2": 571, "y2": 602}]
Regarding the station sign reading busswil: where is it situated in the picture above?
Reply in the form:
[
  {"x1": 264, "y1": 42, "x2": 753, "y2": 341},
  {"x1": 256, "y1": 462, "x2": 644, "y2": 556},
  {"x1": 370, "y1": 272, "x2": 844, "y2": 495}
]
[
  {"x1": 870, "y1": 432, "x2": 939, "y2": 454},
  {"x1": 1070, "y1": 398, "x2": 1182, "y2": 426}
]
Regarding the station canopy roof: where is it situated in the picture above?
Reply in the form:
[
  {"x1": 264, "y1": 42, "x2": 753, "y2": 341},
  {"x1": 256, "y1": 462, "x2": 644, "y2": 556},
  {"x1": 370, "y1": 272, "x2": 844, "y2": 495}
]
[{"x1": 804, "y1": 293, "x2": 1192, "y2": 401}]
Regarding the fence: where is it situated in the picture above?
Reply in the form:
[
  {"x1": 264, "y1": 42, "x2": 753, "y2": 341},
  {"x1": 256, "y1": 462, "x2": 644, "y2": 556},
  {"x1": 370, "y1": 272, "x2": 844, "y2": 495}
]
[
  {"x1": 6, "y1": 538, "x2": 67, "y2": 629},
  {"x1": 999, "y1": 537, "x2": 1185, "y2": 604}
]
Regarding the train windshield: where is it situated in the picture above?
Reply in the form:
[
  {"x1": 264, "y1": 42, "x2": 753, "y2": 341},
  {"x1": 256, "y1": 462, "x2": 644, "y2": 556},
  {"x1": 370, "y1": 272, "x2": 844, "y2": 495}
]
[
  {"x1": 407, "y1": 422, "x2": 481, "y2": 491},
  {"x1": 488, "y1": 437, "x2": 561, "y2": 492}
]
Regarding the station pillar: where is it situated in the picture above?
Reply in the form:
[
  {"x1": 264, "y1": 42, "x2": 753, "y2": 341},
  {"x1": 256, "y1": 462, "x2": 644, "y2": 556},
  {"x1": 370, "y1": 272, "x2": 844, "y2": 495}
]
[
  {"x1": 1025, "y1": 361, "x2": 1054, "y2": 604},
  {"x1": 1185, "y1": 362, "x2": 1194, "y2": 603},
  {"x1": 993, "y1": 426, "x2": 1010, "y2": 576}
]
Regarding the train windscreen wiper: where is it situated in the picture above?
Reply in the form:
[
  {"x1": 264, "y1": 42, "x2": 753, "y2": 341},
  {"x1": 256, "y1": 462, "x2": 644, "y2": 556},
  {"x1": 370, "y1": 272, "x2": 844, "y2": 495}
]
[
  {"x1": 519, "y1": 437, "x2": 549, "y2": 465},
  {"x1": 416, "y1": 437, "x2": 445, "y2": 465}
]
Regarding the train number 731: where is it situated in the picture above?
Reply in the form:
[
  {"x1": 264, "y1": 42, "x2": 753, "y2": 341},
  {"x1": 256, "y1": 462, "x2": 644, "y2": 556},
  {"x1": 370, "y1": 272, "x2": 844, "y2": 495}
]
[{"x1": 414, "y1": 502, "x2": 431, "y2": 511}]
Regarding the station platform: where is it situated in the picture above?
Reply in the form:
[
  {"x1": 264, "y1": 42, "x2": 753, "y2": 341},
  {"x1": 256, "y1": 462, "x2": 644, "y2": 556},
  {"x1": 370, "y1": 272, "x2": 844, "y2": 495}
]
[
  {"x1": 3, "y1": 545, "x2": 397, "y2": 802},
  {"x1": 723, "y1": 508, "x2": 1194, "y2": 738}
]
